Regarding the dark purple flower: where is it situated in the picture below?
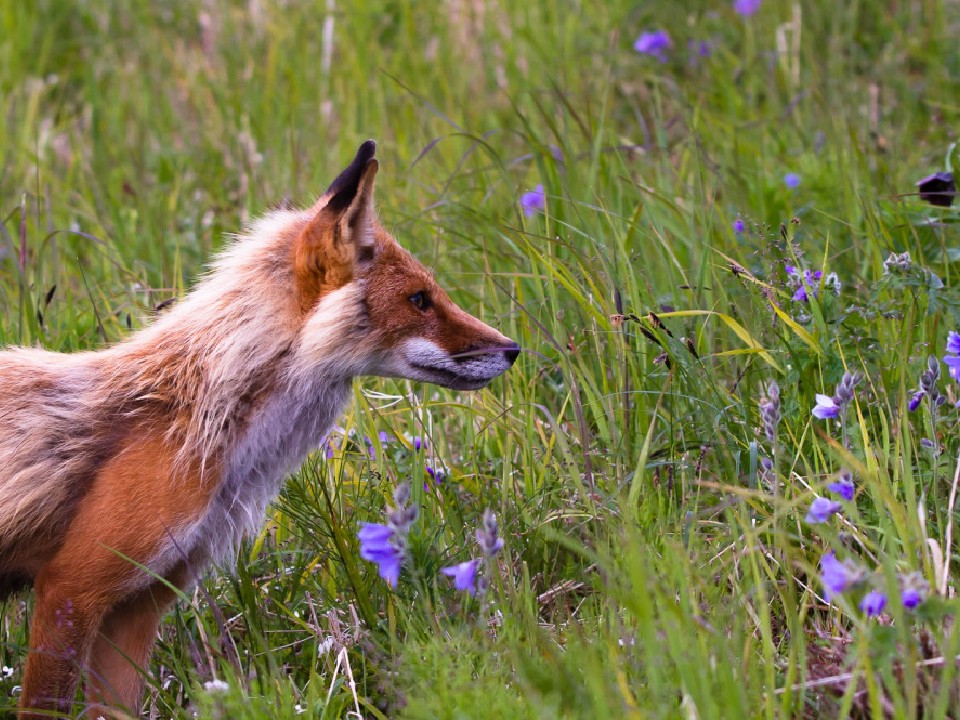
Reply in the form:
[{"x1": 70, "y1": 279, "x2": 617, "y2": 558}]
[
  {"x1": 902, "y1": 587, "x2": 922, "y2": 609},
  {"x1": 860, "y1": 590, "x2": 887, "y2": 617},
  {"x1": 812, "y1": 394, "x2": 840, "y2": 419},
  {"x1": 909, "y1": 391, "x2": 925, "y2": 412},
  {"x1": 358, "y1": 523, "x2": 403, "y2": 587},
  {"x1": 827, "y1": 470, "x2": 855, "y2": 502},
  {"x1": 916, "y1": 171, "x2": 956, "y2": 208},
  {"x1": 521, "y1": 185, "x2": 545, "y2": 216},
  {"x1": 733, "y1": 0, "x2": 761, "y2": 15},
  {"x1": 820, "y1": 552, "x2": 855, "y2": 600},
  {"x1": 806, "y1": 497, "x2": 842, "y2": 523},
  {"x1": 633, "y1": 30, "x2": 671, "y2": 62},
  {"x1": 900, "y1": 571, "x2": 929, "y2": 609},
  {"x1": 733, "y1": 218, "x2": 745, "y2": 233},
  {"x1": 412, "y1": 436, "x2": 424, "y2": 451},
  {"x1": 441, "y1": 559, "x2": 479, "y2": 595},
  {"x1": 784, "y1": 172, "x2": 801, "y2": 189}
]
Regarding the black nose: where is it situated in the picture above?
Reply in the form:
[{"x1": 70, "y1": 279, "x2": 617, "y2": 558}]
[{"x1": 503, "y1": 342, "x2": 520, "y2": 365}]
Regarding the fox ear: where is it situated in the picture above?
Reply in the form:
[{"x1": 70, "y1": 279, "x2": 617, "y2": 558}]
[{"x1": 293, "y1": 141, "x2": 379, "y2": 309}]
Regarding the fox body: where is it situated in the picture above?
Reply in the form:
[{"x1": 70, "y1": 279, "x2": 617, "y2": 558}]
[{"x1": 0, "y1": 141, "x2": 518, "y2": 717}]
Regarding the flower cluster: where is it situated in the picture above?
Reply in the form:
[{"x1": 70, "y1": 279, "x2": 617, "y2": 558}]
[
  {"x1": 785, "y1": 264, "x2": 821, "y2": 303},
  {"x1": 758, "y1": 380, "x2": 780, "y2": 442},
  {"x1": 441, "y1": 509, "x2": 504, "y2": 597},
  {"x1": 910, "y1": 355, "x2": 946, "y2": 412},
  {"x1": 357, "y1": 483, "x2": 418, "y2": 587},
  {"x1": 820, "y1": 552, "x2": 929, "y2": 616},
  {"x1": 883, "y1": 250, "x2": 912, "y2": 274},
  {"x1": 812, "y1": 370, "x2": 862, "y2": 420}
]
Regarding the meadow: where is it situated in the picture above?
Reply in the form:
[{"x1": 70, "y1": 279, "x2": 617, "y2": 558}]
[{"x1": 2, "y1": 1, "x2": 960, "y2": 717}]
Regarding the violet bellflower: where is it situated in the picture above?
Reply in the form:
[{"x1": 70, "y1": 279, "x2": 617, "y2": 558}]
[
  {"x1": 827, "y1": 469, "x2": 855, "y2": 502},
  {"x1": 733, "y1": 217, "x2": 745, "y2": 233},
  {"x1": 520, "y1": 185, "x2": 545, "y2": 217},
  {"x1": 812, "y1": 394, "x2": 839, "y2": 419},
  {"x1": 357, "y1": 483, "x2": 418, "y2": 588},
  {"x1": 819, "y1": 551, "x2": 863, "y2": 601},
  {"x1": 784, "y1": 172, "x2": 801, "y2": 189},
  {"x1": 806, "y1": 497, "x2": 842, "y2": 524},
  {"x1": 441, "y1": 509, "x2": 505, "y2": 597},
  {"x1": 733, "y1": 0, "x2": 761, "y2": 15},
  {"x1": 859, "y1": 590, "x2": 887, "y2": 617},
  {"x1": 943, "y1": 331, "x2": 960, "y2": 381},
  {"x1": 812, "y1": 371, "x2": 862, "y2": 421},
  {"x1": 900, "y1": 571, "x2": 929, "y2": 609},
  {"x1": 441, "y1": 560, "x2": 479, "y2": 596},
  {"x1": 633, "y1": 30, "x2": 671, "y2": 62}
]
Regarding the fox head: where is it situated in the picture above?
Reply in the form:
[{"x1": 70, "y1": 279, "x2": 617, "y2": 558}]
[{"x1": 291, "y1": 140, "x2": 519, "y2": 390}]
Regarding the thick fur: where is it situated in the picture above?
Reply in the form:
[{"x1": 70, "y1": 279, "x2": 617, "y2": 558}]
[{"x1": 0, "y1": 141, "x2": 518, "y2": 717}]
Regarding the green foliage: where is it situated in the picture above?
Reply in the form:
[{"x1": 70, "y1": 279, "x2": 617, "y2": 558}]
[{"x1": 3, "y1": 1, "x2": 960, "y2": 718}]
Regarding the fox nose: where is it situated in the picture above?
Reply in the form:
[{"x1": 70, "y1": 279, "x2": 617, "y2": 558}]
[{"x1": 503, "y1": 342, "x2": 520, "y2": 365}]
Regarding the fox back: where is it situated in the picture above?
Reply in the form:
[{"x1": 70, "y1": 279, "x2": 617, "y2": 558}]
[{"x1": 0, "y1": 140, "x2": 518, "y2": 717}]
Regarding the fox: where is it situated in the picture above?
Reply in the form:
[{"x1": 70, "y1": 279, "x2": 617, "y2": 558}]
[{"x1": 0, "y1": 140, "x2": 519, "y2": 718}]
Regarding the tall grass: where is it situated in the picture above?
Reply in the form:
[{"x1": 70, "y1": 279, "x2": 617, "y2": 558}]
[{"x1": 2, "y1": 1, "x2": 960, "y2": 717}]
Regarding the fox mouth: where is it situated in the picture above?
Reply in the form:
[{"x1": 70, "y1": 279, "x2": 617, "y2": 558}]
[{"x1": 409, "y1": 363, "x2": 493, "y2": 391}]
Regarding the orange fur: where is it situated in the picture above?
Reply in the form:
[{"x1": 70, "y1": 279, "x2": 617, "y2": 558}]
[{"x1": 1, "y1": 141, "x2": 519, "y2": 716}]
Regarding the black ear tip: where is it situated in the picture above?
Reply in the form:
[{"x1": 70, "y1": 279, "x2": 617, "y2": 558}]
[
  {"x1": 357, "y1": 139, "x2": 377, "y2": 160},
  {"x1": 324, "y1": 139, "x2": 379, "y2": 208}
]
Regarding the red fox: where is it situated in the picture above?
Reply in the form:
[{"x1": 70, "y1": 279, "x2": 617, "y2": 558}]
[{"x1": 0, "y1": 140, "x2": 519, "y2": 717}]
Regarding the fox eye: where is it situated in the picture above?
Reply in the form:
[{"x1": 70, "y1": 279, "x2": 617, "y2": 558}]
[{"x1": 409, "y1": 291, "x2": 431, "y2": 311}]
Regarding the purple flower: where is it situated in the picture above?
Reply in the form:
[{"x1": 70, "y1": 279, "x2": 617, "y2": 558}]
[
  {"x1": 806, "y1": 497, "x2": 842, "y2": 523},
  {"x1": 733, "y1": 218, "x2": 745, "y2": 233},
  {"x1": 633, "y1": 30, "x2": 671, "y2": 62},
  {"x1": 784, "y1": 172, "x2": 801, "y2": 189},
  {"x1": 476, "y1": 510, "x2": 505, "y2": 557},
  {"x1": 916, "y1": 171, "x2": 956, "y2": 208},
  {"x1": 733, "y1": 0, "x2": 761, "y2": 15},
  {"x1": 944, "y1": 355, "x2": 960, "y2": 381},
  {"x1": 441, "y1": 559, "x2": 479, "y2": 595},
  {"x1": 820, "y1": 552, "x2": 855, "y2": 600},
  {"x1": 412, "y1": 436, "x2": 424, "y2": 451},
  {"x1": 788, "y1": 266, "x2": 823, "y2": 303},
  {"x1": 689, "y1": 39, "x2": 712, "y2": 58},
  {"x1": 860, "y1": 590, "x2": 887, "y2": 617},
  {"x1": 909, "y1": 391, "x2": 925, "y2": 412},
  {"x1": 902, "y1": 587, "x2": 922, "y2": 609},
  {"x1": 521, "y1": 185, "x2": 545, "y2": 216},
  {"x1": 812, "y1": 394, "x2": 840, "y2": 419},
  {"x1": 900, "y1": 571, "x2": 929, "y2": 609},
  {"x1": 358, "y1": 523, "x2": 403, "y2": 587},
  {"x1": 827, "y1": 470, "x2": 855, "y2": 502},
  {"x1": 947, "y1": 331, "x2": 960, "y2": 355}
]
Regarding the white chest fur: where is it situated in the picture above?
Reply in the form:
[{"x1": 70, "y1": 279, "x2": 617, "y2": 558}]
[{"x1": 176, "y1": 373, "x2": 351, "y2": 570}]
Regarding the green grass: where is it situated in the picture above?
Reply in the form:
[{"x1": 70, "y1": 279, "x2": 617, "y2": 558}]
[{"x1": 3, "y1": 0, "x2": 960, "y2": 717}]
